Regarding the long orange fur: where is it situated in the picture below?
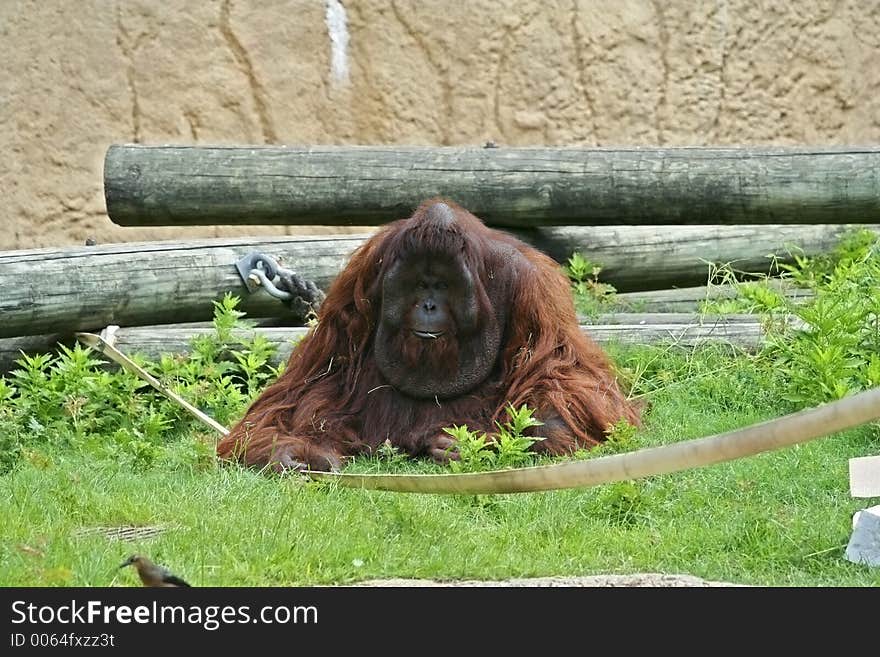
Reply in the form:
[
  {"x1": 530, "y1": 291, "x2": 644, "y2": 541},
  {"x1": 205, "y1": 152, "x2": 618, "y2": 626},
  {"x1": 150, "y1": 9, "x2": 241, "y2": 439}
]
[{"x1": 217, "y1": 199, "x2": 640, "y2": 471}]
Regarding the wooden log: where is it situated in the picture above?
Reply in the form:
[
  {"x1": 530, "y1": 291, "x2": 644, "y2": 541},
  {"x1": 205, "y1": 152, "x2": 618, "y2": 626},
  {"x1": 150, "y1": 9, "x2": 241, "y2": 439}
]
[
  {"x1": 614, "y1": 280, "x2": 813, "y2": 312},
  {"x1": 0, "y1": 222, "x2": 857, "y2": 340},
  {"x1": 91, "y1": 314, "x2": 769, "y2": 366},
  {"x1": 105, "y1": 145, "x2": 880, "y2": 227},
  {"x1": 0, "y1": 309, "x2": 788, "y2": 372},
  {"x1": 514, "y1": 224, "x2": 877, "y2": 291},
  {"x1": 0, "y1": 321, "x2": 273, "y2": 373},
  {"x1": 0, "y1": 333, "x2": 69, "y2": 373},
  {"x1": 0, "y1": 236, "x2": 362, "y2": 339},
  {"x1": 1, "y1": 313, "x2": 784, "y2": 372}
]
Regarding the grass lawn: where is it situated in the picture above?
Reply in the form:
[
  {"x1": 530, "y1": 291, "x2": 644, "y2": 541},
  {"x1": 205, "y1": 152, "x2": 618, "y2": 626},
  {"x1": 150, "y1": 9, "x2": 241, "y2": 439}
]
[{"x1": 1, "y1": 341, "x2": 877, "y2": 587}]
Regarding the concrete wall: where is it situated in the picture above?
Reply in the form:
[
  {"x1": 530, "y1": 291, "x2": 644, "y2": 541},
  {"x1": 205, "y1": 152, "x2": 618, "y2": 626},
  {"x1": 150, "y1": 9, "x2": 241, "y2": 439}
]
[{"x1": 2, "y1": 0, "x2": 879, "y2": 249}]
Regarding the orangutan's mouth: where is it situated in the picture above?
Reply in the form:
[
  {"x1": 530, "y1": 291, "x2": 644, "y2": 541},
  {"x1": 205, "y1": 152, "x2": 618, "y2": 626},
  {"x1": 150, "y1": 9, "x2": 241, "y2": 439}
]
[{"x1": 412, "y1": 330, "x2": 444, "y2": 339}]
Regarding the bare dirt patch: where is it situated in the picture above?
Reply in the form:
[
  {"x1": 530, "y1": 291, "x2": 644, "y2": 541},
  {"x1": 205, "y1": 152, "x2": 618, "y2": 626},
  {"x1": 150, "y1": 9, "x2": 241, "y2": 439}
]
[{"x1": 355, "y1": 573, "x2": 744, "y2": 587}]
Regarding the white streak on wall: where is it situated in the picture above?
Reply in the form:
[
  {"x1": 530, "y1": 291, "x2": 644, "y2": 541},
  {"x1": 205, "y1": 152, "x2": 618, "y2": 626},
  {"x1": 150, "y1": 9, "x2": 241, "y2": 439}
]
[{"x1": 325, "y1": 0, "x2": 350, "y2": 85}]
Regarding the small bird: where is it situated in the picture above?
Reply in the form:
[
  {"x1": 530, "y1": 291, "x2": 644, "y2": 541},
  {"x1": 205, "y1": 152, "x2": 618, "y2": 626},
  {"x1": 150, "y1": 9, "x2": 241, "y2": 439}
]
[{"x1": 118, "y1": 555, "x2": 191, "y2": 587}]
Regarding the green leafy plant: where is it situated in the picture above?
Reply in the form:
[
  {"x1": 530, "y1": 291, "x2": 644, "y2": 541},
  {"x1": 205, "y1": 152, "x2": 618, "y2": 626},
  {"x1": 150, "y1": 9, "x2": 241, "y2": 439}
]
[
  {"x1": 694, "y1": 228, "x2": 880, "y2": 407},
  {"x1": 0, "y1": 293, "x2": 283, "y2": 472},
  {"x1": 778, "y1": 228, "x2": 878, "y2": 289},
  {"x1": 493, "y1": 403, "x2": 545, "y2": 467},
  {"x1": 563, "y1": 252, "x2": 617, "y2": 318},
  {"x1": 443, "y1": 424, "x2": 494, "y2": 473},
  {"x1": 765, "y1": 265, "x2": 879, "y2": 403},
  {"x1": 444, "y1": 404, "x2": 545, "y2": 473},
  {"x1": 602, "y1": 418, "x2": 640, "y2": 453},
  {"x1": 757, "y1": 230, "x2": 880, "y2": 405}
]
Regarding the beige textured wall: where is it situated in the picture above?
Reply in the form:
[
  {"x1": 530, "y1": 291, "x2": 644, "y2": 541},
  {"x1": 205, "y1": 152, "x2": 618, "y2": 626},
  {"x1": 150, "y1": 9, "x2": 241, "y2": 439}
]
[{"x1": 2, "y1": 0, "x2": 879, "y2": 249}]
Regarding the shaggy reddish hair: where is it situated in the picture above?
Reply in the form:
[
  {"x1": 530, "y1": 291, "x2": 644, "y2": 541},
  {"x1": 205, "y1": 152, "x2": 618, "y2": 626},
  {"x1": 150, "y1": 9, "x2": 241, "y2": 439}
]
[{"x1": 218, "y1": 199, "x2": 640, "y2": 471}]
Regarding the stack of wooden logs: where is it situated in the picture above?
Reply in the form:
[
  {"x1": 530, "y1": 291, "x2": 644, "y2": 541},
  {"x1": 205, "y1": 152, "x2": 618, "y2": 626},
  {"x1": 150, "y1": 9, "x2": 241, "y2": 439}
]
[{"x1": 2, "y1": 145, "x2": 879, "y2": 372}]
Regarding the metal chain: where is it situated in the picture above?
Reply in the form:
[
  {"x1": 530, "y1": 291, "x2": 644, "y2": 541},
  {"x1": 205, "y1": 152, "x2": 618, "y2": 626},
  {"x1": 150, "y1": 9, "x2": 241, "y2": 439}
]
[{"x1": 234, "y1": 252, "x2": 325, "y2": 308}]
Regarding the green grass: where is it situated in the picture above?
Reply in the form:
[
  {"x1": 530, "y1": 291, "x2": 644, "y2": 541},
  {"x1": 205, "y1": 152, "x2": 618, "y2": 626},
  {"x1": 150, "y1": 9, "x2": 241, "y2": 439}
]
[
  {"x1": 1, "y1": 344, "x2": 877, "y2": 587},
  {"x1": 2, "y1": 233, "x2": 880, "y2": 588}
]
